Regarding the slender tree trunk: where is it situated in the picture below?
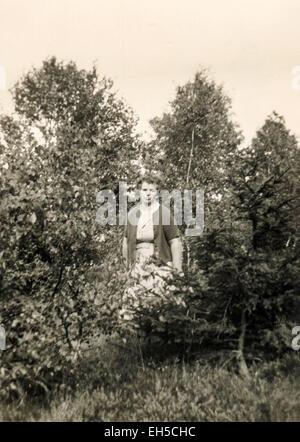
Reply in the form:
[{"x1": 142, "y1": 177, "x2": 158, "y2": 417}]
[
  {"x1": 186, "y1": 128, "x2": 195, "y2": 187},
  {"x1": 238, "y1": 310, "x2": 251, "y2": 379},
  {"x1": 185, "y1": 128, "x2": 194, "y2": 271}
]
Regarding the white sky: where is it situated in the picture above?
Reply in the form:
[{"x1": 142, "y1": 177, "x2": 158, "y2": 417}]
[{"x1": 1, "y1": 0, "x2": 299, "y2": 144}]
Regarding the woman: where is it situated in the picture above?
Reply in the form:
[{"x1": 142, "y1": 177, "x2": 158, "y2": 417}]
[
  {"x1": 122, "y1": 173, "x2": 183, "y2": 273},
  {"x1": 119, "y1": 173, "x2": 186, "y2": 328}
]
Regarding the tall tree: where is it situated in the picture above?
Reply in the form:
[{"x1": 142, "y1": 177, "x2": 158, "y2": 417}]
[
  {"x1": 148, "y1": 70, "x2": 242, "y2": 193},
  {"x1": 0, "y1": 57, "x2": 139, "y2": 400},
  {"x1": 231, "y1": 112, "x2": 299, "y2": 339},
  {"x1": 242, "y1": 112, "x2": 299, "y2": 251},
  {"x1": 202, "y1": 112, "x2": 300, "y2": 361}
]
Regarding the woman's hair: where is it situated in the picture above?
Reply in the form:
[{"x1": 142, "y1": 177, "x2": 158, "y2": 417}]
[{"x1": 136, "y1": 172, "x2": 162, "y2": 189}]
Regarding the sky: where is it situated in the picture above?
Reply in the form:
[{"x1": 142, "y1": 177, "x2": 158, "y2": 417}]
[{"x1": 1, "y1": 0, "x2": 299, "y2": 144}]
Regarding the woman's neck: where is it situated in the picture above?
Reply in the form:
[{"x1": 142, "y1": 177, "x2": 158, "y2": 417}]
[{"x1": 140, "y1": 199, "x2": 159, "y2": 212}]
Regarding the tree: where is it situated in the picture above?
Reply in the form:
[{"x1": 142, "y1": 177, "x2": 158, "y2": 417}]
[
  {"x1": 0, "y1": 57, "x2": 139, "y2": 402},
  {"x1": 147, "y1": 73, "x2": 299, "y2": 370},
  {"x1": 229, "y1": 112, "x2": 299, "y2": 346},
  {"x1": 148, "y1": 70, "x2": 242, "y2": 192},
  {"x1": 241, "y1": 112, "x2": 299, "y2": 251},
  {"x1": 197, "y1": 112, "x2": 300, "y2": 367}
]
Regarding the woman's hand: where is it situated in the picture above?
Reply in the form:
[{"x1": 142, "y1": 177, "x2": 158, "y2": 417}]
[{"x1": 169, "y1": 237, "x2": 183, "y2": 273}]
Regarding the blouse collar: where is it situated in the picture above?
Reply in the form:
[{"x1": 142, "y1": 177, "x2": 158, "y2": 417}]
[{"x1": 139, "y1": 199, "x2": 160, "y2": 215}]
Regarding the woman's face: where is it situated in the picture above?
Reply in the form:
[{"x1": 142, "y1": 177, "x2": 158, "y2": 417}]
[{"x1": 140, "y1": 181, "x2": 158, "y2": 206}]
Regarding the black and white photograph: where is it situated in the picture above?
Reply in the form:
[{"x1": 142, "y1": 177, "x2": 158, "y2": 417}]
[{"x1": 0, "y1": 0, "x2": 299, "y2": 425}]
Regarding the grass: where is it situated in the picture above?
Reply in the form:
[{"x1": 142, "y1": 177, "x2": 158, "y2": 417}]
[{"x1": 1, "y1": 334, "x2": 300, "y2": 422}]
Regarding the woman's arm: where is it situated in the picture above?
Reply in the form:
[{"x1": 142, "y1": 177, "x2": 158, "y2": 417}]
[{"x1": 169, "y1": 237, "x2": 182, "y2": 272}]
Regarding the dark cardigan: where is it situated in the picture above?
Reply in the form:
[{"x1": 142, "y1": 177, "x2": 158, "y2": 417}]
[{"x1": 124, "y1": 203, "x2": 180, "y2": 269}]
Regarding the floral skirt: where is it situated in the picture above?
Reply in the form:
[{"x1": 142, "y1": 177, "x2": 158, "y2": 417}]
[{"x1": 118, "y1": 243, "x2": 186, "y2": 332}]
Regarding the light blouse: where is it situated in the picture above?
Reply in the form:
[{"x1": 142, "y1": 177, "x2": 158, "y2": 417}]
[{"x1": 136, "y1": 201, "x2": 159, "y2": 242}]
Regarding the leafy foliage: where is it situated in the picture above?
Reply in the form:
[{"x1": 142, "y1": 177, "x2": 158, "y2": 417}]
[
  {"x1": 0, "y1": 61, "x2": 298, "y2": 409},
  {"x1": 148, "y1": 70, "x2": 242, "y2": 191},
  {"x1": 191, "y1": 112, "x2": 299, "y2": 354},
  {"x1": 149, "y1": 71, "x2": 299, "y2": 358},
  {"x1": 0, "y1": 57, "x2": 138, "y2": 402},
  {"x1": 116, "y1": 258, "x2": 235, "y2": 351}
]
